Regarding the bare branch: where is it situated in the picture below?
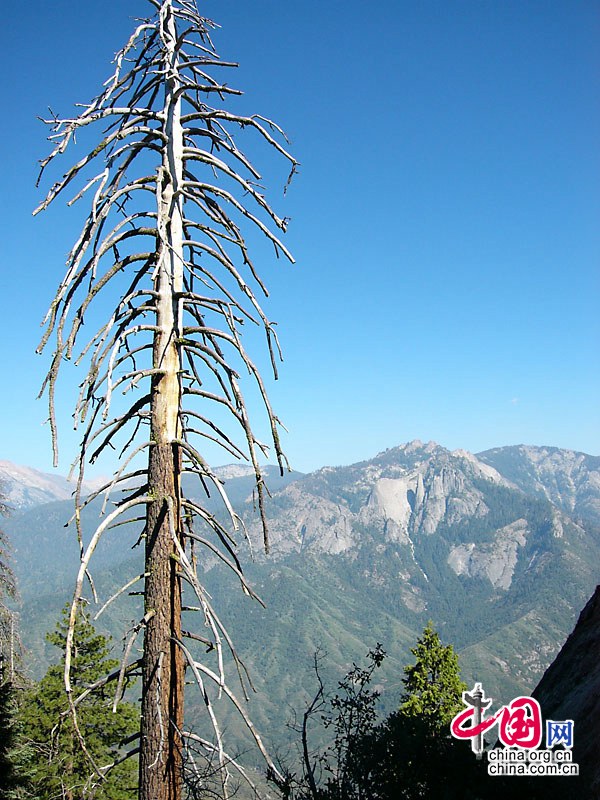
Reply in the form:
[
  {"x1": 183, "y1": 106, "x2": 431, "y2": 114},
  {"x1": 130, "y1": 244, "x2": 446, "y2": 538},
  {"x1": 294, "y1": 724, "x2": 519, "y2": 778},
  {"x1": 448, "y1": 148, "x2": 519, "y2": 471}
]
[
  {"x1": 94, "y1": 573, "x2": 150, "y2": 621},
  {"x1": 36, "y1": 2, "x2": 296, "y2": 796}
]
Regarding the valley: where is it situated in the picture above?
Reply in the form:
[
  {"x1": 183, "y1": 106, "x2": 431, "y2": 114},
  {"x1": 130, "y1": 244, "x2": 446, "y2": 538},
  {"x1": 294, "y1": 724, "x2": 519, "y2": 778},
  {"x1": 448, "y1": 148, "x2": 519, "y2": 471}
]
[{"x1": 2, "y1": 441, "x2": 600, "y2": 757}]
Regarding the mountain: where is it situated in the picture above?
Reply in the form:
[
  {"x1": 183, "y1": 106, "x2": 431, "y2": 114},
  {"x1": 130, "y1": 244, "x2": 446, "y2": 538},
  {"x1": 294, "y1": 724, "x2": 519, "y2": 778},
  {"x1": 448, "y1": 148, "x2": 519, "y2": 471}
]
[
  {"x1": 478, "y1": 445, "x2": 600, "y2": 526},
  {"x1": 244, "y1": 440, "x2": 515, "y2": 559},
  {"x1": 532, "y1": 584, "x2": 600, "y2": 796},
  {"x1": 233, "y1": 442, "x2": 599, "y2": 692},
  {"x1": 2, "y1": 441, "x2": 599, "y2": 760},
  {"x1": 0, "y1": 460, "x2": 86, "y2": 509},
  {"x1": 0, "y1": 459, "x2": 301, "y2": 513}
]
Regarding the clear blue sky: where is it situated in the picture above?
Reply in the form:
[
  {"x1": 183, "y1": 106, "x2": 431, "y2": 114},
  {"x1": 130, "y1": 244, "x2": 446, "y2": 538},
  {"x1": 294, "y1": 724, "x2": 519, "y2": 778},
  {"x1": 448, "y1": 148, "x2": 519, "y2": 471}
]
[{"x1": 1, "y1": 0, "x2": 598, "y2": 476}]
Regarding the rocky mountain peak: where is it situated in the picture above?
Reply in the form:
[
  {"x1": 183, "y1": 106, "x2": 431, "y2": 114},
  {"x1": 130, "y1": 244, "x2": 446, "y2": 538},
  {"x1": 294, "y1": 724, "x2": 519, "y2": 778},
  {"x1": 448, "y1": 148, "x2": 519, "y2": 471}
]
[
  {"x1": 397, "y1": 439, "x2": 438, "y2": 454},
  {"x1": 249, "y1": 442, "x2": 521, "y2": 559},
  {"x1": 478, "y1": 444, "x2": 600, "y2": 525},
  {"x1": 0, "y1": 460, "x2": 79, "y2": 509}
]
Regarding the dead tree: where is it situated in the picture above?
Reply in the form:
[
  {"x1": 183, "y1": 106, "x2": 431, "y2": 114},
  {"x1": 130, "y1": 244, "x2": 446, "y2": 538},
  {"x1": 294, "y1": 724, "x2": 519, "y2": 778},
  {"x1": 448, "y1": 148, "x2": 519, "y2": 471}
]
[{"x1": 35, "y1": 2, "x2": 297, "y2": 798}]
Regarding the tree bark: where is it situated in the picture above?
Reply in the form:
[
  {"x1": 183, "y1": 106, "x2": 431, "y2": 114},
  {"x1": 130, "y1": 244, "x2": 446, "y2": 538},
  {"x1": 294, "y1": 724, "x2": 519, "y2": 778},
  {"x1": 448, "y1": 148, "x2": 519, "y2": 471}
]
[
  {"x1": 140, "y1": 4, "x2": 185, "y2": 798},
  {"x1": 139, "y1": 442, "x2": 184, "y2": 800}
]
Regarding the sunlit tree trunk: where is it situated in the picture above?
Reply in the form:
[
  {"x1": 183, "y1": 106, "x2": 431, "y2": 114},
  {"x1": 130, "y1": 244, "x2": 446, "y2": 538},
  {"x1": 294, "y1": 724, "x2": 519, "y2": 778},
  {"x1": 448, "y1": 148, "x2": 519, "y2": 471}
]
[
  {"x1": 140, "y1": 7, "x2": 185, "y2": 796},
  {"x1": 35, "y1": 1, "x2": 297, "y2": 797}
]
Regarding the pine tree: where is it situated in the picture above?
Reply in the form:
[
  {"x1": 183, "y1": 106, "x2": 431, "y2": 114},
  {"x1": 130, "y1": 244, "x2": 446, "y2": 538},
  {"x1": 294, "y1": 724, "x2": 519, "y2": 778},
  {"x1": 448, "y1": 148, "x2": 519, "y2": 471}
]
[
  {"x1": 17, "y1": 606, "x2": 138, "y2": 800},
  {"x1": 365, "y1": 623, "x2": 481, "y2": 799},
  {"x1": 294, "y1": 626, "x2": 481, "y2": 799},
  {"x1": 0, "y1": 673, "x2": 20, "y2": 800},
  {"x1": 398, "y1": 620, "x2": 466, "y2": 730}
]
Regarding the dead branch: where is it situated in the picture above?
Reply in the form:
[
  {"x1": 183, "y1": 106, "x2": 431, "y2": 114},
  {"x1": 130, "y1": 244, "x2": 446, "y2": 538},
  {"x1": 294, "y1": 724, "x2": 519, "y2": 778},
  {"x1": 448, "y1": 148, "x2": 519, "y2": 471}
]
[{"x1": 36, "y1": 2, "x2": 296, "y2": 797}]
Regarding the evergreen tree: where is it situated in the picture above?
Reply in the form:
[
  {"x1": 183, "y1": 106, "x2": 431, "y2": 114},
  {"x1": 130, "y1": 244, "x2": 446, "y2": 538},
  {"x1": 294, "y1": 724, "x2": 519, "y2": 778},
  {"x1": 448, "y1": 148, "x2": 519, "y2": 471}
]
[
  {"x1": 292, "y1": 625, "x2": 486, "y2": 800},
  {"x1": 399, "y1": 620, "x2": 466, "y2": 729},
  {"x1": 0, "y1": 672, "x2": 20, "y2": 800},
  {"x1": 363, "y1": 623, "x2": 483, "y2": 799},
  {"x1": 17, "y1": 605, "x2": 138, "y2": 800}
]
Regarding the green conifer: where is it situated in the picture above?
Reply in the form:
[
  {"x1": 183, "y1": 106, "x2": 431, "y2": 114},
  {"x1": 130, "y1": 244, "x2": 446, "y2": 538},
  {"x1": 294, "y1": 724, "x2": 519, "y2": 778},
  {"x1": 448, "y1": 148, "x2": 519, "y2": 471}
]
[
  {"x1": 369, "y1": 622, "x2": 481, "y2": 799},
  {"x1": 17, "y1": 605, "x2": 138, "y2": 800},
  {"x1": 0, "y1": 673, "x2": 20, "y2": 800},
  {"x1": 399, "y1": 620, "x2": 467, "y2": 729}
]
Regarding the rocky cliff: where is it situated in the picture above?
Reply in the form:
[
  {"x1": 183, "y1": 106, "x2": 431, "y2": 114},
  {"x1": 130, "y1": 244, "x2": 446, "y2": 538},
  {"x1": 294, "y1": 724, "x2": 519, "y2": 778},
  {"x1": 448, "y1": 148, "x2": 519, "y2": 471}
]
[{"x1": 533, "y1": 585, "x2": 600, "y2": 795}]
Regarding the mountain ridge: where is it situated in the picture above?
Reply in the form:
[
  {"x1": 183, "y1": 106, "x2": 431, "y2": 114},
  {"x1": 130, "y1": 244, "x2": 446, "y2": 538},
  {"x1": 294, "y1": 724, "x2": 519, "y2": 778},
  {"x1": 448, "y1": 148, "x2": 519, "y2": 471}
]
[
  {"x1": 3, "y1": 438, "x2": 597, "y2": 511},
  {"x1": 0, "y1": 459, "x2": 303, "y2": 511},
  {"x1": 2, "y1": 440, "x2": 600, "y2": 758}
]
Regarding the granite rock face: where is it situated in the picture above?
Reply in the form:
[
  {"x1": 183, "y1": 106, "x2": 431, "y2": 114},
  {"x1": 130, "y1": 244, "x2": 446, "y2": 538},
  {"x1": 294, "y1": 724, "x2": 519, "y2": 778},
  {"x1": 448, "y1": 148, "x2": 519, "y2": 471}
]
[
  {"x1": 249, "y1": 441, "x2": 511, "y2": 559},
  {"x1": 447, "y1": 518, "x2": 528, "y2": 590},
  {"x1": 254, "y1": 480, "x2": 357, "y2": 556},
  {"x1": 533, "y1": 585, "x2": 600, "y2": 794},
  {"x1": 479, "y1": 445, "x2": 600, "y2": 525},
  {"x1": 239, "y1": 442, "x2": 599, "y2": 623}
]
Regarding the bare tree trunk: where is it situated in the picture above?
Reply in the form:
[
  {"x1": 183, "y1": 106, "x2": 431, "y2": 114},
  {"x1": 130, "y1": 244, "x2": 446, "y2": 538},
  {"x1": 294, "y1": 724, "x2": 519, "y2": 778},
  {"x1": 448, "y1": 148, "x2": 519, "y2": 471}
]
[
  {"x1": 36, "y1": 2, "x2": 297, "y2": 795},
  {"x1": 140, "y1": 5, "x2": 185, "y2": 798},
  {"x1": 139, "y1": 442, "x2": 184, "y2": 800}
]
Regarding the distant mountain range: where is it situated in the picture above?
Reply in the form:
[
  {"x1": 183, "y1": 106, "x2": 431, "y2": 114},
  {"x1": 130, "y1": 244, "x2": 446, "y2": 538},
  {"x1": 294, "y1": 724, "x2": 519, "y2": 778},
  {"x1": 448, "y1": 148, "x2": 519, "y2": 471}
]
[
  {"x1": 0, "y1": 460, "x2": 95, "y2": 509},
  {"x1": 2, "y1": 441, "x2": 599, "y2": 758},
  {"x1": 0, "y1": 460, "x2": 300, "y2": 511}
]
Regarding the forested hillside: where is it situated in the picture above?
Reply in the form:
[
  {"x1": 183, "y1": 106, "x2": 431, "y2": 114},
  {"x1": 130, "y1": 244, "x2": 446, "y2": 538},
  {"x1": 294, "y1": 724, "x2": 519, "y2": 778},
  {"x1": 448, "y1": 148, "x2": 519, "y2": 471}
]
[{"x1": 5, "y1": 441, "x2": 600, "y2": 759}]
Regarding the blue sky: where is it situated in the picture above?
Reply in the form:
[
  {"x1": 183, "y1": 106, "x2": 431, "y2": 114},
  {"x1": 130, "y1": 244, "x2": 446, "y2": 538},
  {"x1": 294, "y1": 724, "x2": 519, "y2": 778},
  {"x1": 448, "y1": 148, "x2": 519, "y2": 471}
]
[{"x1": 1, "y1": 0, "x2": 598, "y2": 476}]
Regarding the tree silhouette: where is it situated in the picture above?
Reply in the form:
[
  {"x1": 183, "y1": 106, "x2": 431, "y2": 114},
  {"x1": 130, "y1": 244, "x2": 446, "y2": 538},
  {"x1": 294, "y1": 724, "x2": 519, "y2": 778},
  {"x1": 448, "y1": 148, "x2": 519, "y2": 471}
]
[
  {"x1": 35, "y1": 2, "x2": 296, "y2": 798},
  {"x1": 0, "y1": 671, "x2": 20, "y2": 800},
  {"x1": 292, "y1": 626, "x2": 488, "y2": 800},
  {"x1": 361, "y1": 623, "x2": 477, "y2": 799}
]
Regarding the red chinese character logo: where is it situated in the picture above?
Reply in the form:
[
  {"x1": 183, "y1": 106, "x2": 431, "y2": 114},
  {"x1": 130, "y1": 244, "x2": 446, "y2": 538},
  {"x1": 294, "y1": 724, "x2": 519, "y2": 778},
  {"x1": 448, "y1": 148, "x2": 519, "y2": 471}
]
[
  {"x1": 498, "y1": 696, "x2": 542, "y2": 749},
  {"x1": 450, "y1": 706, "x2": 499, "y2": 740},
  {"x1": 450, "y1": 686, "x2": 543, "y2": 756}
]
